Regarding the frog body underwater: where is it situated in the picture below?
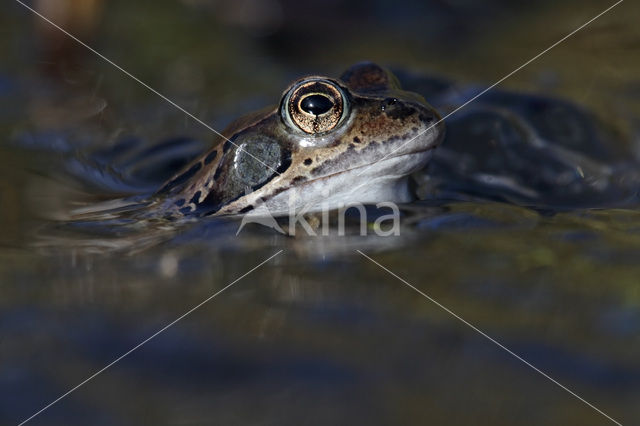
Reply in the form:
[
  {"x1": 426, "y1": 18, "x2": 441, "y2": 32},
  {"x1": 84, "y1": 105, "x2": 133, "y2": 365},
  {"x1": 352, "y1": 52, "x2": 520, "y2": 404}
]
[{"x1": 156, "y1": 62, "x2": 444, "y2": 217}]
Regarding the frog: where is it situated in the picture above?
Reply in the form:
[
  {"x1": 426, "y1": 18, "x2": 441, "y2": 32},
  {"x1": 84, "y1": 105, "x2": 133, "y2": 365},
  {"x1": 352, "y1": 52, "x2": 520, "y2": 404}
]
[
  {"x1": 32, "y1": 63, "x2": 639, "y2": 253},
  {"x1": 153, "y1": 62, "x2": 445, "y2": 217},
  {"x1": 48, "y1": 62, "x2": 637, "y2": 227}
]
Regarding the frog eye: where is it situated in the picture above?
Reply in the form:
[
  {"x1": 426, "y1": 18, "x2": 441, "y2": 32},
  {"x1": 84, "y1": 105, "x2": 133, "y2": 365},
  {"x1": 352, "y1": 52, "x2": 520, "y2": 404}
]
[{"x1": 282, "y1": 79, "x2": 348, "y2": 134}]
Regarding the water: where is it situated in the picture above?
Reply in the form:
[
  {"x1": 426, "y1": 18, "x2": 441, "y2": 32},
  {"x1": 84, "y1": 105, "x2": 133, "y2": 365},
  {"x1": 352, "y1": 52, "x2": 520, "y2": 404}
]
[{"x1": 1, "y1": 1, "x2": 639, "y2": 425}]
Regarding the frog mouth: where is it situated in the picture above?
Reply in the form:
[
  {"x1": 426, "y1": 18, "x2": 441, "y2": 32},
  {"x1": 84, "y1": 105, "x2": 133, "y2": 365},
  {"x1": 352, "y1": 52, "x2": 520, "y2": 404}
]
[
  {"x1": 311, "y1": 145, "x2": 438, "y2": 183},
  {"x1": 221, "y1": 146, "x2": 438, "y2": 216}
]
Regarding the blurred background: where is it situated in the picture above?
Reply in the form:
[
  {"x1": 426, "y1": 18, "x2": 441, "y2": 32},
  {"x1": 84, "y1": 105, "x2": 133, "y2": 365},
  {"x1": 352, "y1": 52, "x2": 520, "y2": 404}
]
[{"x1": 1, "y1": 0, "x2": 640, "y2": 425}]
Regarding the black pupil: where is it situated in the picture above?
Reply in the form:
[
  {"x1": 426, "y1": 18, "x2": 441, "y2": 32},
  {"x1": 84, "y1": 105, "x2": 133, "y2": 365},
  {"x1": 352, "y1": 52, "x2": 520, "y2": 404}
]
[{"x1": 300, "y1": 94, "x2": 334, "y2": 115}]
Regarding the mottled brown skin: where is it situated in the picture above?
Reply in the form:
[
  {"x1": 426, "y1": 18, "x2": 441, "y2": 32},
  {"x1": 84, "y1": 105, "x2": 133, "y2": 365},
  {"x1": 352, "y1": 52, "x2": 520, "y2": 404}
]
[{"x1": 156, "y1": 62, "x2": 444, "y2": 217}]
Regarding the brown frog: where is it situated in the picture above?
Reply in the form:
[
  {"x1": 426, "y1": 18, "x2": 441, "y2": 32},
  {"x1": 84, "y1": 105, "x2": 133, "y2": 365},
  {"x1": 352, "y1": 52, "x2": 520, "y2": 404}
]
[{"x1": 156, "y1": 62, "x2": 445, "y2": 217}]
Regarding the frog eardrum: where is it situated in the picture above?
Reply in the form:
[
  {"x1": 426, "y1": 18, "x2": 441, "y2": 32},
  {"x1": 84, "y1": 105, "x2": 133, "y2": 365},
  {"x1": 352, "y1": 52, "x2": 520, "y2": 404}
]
[
  {"x1": 233, "y1": 136, "x2": 286, "y2": 188},
  {"x1": 282, "y1": 78, "x2": 347, "y2": 134}
]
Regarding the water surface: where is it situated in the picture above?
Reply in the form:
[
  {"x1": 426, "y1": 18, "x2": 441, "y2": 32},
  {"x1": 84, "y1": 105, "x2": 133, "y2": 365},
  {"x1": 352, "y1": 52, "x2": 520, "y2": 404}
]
[{"x1": 1, "y1": 1, "x2": 639, "y2": 425}]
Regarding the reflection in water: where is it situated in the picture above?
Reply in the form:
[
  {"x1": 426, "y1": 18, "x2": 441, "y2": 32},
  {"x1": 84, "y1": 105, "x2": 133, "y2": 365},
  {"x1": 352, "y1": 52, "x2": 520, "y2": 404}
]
[
  {"x1": 1, "y1": 0, "x2": 640, "y2": 425},
  {"x1": 3, "y1": 223, "x2": 640, "y2": 424}
]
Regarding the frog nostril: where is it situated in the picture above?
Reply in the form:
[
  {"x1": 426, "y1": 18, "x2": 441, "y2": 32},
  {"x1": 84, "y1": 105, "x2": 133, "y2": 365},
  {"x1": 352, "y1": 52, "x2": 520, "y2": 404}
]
[
  {"x1": 383, "y1": 100, "x2": 415, "y2": 119},
  {"x1": 381, "y1": 97, "x2": 399, "y2": 112},
  {"x1": 300, "y1": 94, "x2": 334, "y2": 116}
]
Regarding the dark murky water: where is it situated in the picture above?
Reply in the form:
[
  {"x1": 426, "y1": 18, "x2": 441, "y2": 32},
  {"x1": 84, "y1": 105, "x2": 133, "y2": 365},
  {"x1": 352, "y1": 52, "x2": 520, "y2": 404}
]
[{"x1": 1, "y1": 1, "x2": 639, "y2": 425}]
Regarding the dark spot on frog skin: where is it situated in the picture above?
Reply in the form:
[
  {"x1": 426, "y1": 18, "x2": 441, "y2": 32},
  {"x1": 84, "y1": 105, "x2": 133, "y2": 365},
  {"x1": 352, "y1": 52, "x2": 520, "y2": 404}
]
[
  {"x1": 239, "y1": 205, "x2": 254, "y2": 213},
  {"x1": 271, "y1": 186, "x2": 288, "y2": 197},
  {"x1": 179, "y1": 206, "x2": 193, "y2": 214},
  {"x1": 276, "y1": 153, "x2": 292, "y2": 173},
  {"x1": 213, "y1": 163, "x2": 224, "y2": 180},
  {"x1": 223, "y1": 141, "x2": 232, "y2": 153},
  {"x1": 175, "y1": 198, "x2": 186, "y2": 207},
  {"x1": 291, "y1": 176, "x2": 307, "y2": 184},
  {"x1": 158, "y1": 162, "x2": 202, "y2": 194},
  {"x1": 304, "y1": 158, "x2": 313, "y2": 165},
  {"x1": 195, "y1": 190, "x2": 246, "y2": 216},
  {"x1": 204, "y1": 150, "x2": 218, "y2": 165},
  {"x1": 353, "y1": 136, "x2": 361, "y2": 143},
  {"x1": 189, "y1": 191, "x2": 202, "y2": 205},
  {"x1": 198, "y1": 191, "x2": 222, "y2": 214}
]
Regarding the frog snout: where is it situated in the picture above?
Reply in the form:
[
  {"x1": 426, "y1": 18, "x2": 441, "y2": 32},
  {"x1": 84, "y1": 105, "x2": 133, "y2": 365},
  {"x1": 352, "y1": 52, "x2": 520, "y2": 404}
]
[{"x1": 381, "y1": 97, "x2": 417, "y2": 120}]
